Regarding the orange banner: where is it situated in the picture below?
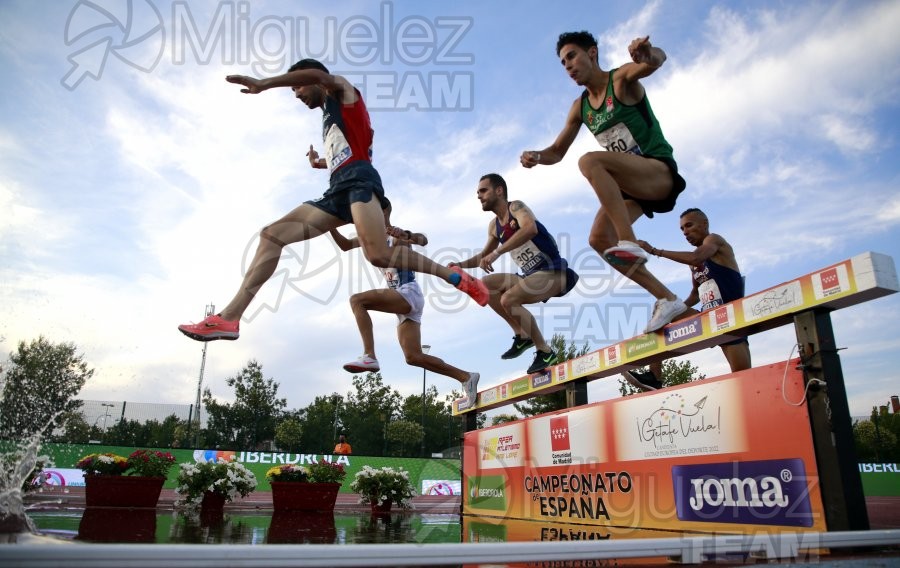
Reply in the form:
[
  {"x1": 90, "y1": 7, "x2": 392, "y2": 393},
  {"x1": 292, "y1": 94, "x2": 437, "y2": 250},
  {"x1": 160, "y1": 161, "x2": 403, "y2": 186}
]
[{"x1": 463, "y1": 360, "x2": 826, "y2": 534}]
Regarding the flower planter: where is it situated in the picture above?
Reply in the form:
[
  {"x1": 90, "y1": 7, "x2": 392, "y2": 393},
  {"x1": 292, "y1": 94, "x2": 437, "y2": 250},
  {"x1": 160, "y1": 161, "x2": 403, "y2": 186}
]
[
  {"x1": 200, "y1": 491, "x2": 227, "y2": 513},
  {"x1": 84, "y1": 475, "x2": 165, "y2": 508},
  {"x1": 271, "y1": 482, "x2": 340, "y2": 511},
  {"x1": 370, "y1": 498, "x2": 392, "y2": 514}
]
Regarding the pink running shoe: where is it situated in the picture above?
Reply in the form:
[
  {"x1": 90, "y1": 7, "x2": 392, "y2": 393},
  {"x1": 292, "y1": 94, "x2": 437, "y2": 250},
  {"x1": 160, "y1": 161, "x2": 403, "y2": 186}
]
[
  {"x1": 178, "y1": 314, "x2": 239, "y2": 342},
  {"x1": 449, "y1": 266, "x2": 489, "y2": 307}
]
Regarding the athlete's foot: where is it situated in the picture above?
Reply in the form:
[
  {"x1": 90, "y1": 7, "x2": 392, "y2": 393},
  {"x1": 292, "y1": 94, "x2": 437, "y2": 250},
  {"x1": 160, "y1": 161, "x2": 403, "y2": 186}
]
[
  {"x1": 342, "y1": 354, "x2": 380, "y2": 373},
  {"x1": 462, "y1": 372, "x2": 480, "y2": 405},
  {"x1": 527, "y1": 350, "x2": 559, "y2": 374},
  {"x1": 603, "y1": 240, "x2": 649, "y2": 266},
  {"x1": 500, "y1": 335, "x2": 534, "y2": 360},
  {"x1": 178, "y1": 314, "x2": 239, "y2": 342},
  {"x1": 449, "y1": 266, "x2": 489, "y2": 306},
  {"x1": 644, "y1": 298, "x2": 688, "y2": 333},
  {"x1": 623, "y1": 369, "x2": 664, "y2": 392}
]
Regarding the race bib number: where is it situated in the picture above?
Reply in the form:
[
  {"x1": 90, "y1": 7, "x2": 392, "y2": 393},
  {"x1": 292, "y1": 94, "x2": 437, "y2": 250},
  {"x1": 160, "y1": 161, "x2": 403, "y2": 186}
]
[
  {"x1": 699, "y1": 279, "x2": 724, "y2": 311},
  {"x1": 382, "y1": 267, "x2": 400, "y2": 289},
  {"x1": 594, "y1": 122, "x2": 642, "y2": 155},
  {"x1": 324, "y1": 124, "x2": 352, "y2": 171},
  {"x1": 510, "y1": 241, "x2": 546, "y2": 273}
]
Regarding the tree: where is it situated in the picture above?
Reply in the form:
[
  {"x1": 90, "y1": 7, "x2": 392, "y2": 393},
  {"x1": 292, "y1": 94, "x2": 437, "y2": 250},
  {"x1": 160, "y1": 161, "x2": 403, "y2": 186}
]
[
  {"x1": 341, "y1": 372, "x2": 402, "y2": 456},
  {"x1": 105, "y1": 418, "x2": 144, "y2": 446},
  {"x1": 47, "y1": 411, "x2": 91, "y2": 444},
  {"x1": 143, "y1": 415, "x2": 186, "y2": 448},
  {"x1": 385, "y1": 419, "x2": 424, "y2": 457},
  {"x1": 297, "y1": 395, "x2": 342, "y2": 454},
  {"x1": 514, "y1": 334, "x2": 590, "y2": 417},
  {"x1": 0, "y1": 336, "x2": 93, "y2": 440},
  {"x1": 618, "y1": 359, "x2": 706, "y2": 396},
  {"x1": 399, "y1": 384, "x2": 457, "y2": 457},
  {"x1": 202, "y1": 360, "x2": 287, "y2": 449},
  {"x1": 275, "y1": 417, "x2": 303, "y2": 452},
  {"x1": 491, "y1": 413, "x2": 520, "y2": 426},
  {"x1": 853, "y1": 407, "x2": 900, "y2": 462}
]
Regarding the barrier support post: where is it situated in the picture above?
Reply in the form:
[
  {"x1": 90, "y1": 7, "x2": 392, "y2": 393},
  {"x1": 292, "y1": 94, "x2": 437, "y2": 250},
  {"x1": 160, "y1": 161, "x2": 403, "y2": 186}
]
[
  {"x1": 465, "y1": 409, "x2": 478, "y2": 433},
  {"x1": 566, "y1": 379, "x2": 588, "y2": 408},
  {"x1": 794, "y1": 308, "x2": 869, "y2": 531}
]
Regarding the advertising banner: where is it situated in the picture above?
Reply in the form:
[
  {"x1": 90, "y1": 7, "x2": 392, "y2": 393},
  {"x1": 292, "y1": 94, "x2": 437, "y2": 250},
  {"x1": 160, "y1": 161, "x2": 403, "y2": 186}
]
[{"x1": 463, "y1": 360, "x2": 827, "y2": 535}]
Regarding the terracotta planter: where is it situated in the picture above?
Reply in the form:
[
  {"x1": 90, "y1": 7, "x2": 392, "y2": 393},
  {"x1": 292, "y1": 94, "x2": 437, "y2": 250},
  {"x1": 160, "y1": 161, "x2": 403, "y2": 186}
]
[
  {"x1": 200, "y1": 491, "x2": 227, "y2": 513},
  {"x1": 271, "y1": 482, "x2": 340, "y2": 511},
  {"x1": 370, "y1": 498, "x2": 392, "y2": 513},
  {"x1": 84, "y1": 475, "x2": 165, "y2": 508}
]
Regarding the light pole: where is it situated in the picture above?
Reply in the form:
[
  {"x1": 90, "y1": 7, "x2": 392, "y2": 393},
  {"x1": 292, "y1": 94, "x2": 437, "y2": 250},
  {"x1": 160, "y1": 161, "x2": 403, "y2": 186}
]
[
  {"x1": 331, "y1": 394, "x2": 341, "y2": 445},
  {"x1": 100, "y1": 403, "x2": 115, "y2": 442},
  {"x1": 420, "y1": 345, "x2": 431, "y2": 457},
  {"x1": 193, "y1": 303, "x2": 215, "y2": 447}
]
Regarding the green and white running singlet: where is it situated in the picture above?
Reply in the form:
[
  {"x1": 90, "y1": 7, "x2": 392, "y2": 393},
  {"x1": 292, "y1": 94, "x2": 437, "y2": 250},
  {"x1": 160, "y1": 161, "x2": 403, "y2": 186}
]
[{"x1": 581, "y1": 68, "x2": 675, "y2": 161}]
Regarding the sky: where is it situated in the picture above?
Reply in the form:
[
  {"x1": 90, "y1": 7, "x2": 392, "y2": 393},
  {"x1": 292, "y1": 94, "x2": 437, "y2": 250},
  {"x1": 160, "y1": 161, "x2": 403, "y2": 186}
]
[{"x1": 1, "y1": 0, "x2": 899, "y2": 427}]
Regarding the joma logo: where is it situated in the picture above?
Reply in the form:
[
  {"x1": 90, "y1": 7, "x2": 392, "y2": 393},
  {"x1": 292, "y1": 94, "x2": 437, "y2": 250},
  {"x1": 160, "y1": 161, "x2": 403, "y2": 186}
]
[{"x1": 689, "y1": 475, "x2": 788, "y2": 511}]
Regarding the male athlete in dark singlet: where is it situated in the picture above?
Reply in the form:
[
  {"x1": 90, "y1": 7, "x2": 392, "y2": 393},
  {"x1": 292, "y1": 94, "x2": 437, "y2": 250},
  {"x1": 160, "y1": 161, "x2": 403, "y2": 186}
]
[
  {"x1": 450, "y1": 173, "x2": 579, "y2": 376},
  {"x1": 624, "y1": 208, "x2": 752, "y2": 391},
  {"x1": 178, "y1": 58, "x2": 487, "y2": 342}
]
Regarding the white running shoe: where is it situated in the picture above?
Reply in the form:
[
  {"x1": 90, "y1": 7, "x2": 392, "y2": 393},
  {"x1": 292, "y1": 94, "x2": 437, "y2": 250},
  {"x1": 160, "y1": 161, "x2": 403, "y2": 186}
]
[
  {"x1": 603, "y1": 240, "x2": 649, "y2": 266},
  {"x1": 342, "y1": 354, "x2": 380, "y2": 373},
  {"x1": 644, "y1": 298, "x2": 688, "y2": 333},
  {"x1": 462, "y1": 372, "x2": 480, "y2": 405}
]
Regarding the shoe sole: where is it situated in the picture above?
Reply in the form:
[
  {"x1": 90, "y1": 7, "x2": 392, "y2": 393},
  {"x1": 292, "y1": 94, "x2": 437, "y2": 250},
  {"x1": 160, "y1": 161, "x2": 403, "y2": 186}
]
[
  {"x1": 644, "y1": 304, "x2": 690, "y2": 333},
  {"x1": 343, "y1": 364, "x2": 380, "y2": 373},
  {"x1": 623, "y1": 371, "x2": 659, "y2": 392},
  {"x1": 500, "y1": 344, "x2": 534, "y2": 360},
  {"x1": 603, "y1": 251, "x2": 648, "y2": 266},
  {"x1": 178, "y1": 328, "x2": 239, "y2": 342},
  {"x1": 527, "y1": 359, "x2": 558, "y2": 374}
]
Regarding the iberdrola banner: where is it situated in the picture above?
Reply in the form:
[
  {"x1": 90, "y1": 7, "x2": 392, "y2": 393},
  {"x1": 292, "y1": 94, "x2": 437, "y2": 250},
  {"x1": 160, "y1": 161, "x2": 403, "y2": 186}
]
[{"x1": 462, "y1": 360, "x2": 827, "y2": 535}]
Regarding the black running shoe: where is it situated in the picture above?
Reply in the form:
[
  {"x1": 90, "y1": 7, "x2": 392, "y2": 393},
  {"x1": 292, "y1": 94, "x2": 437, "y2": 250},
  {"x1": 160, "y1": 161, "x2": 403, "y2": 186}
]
[
  {"x1": 622, "y1": 369, "x2": 664, "y2": 392},
  {"x1": 501, "y1": 335, "x2": 535, "y2": 359},
  {"x1": 527, "y1": 350, "x2": 558, "y2": 374}
]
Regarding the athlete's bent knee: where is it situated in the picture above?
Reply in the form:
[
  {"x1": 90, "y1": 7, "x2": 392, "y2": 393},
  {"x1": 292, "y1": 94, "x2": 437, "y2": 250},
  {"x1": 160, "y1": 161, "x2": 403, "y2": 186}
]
[
  {"x1": 578, "y1": 152, "x2": 605, "y2": 178},
  {"x1": 404, "y1": 352, "x2": 424, "y2": 367},
  {"x1": 260, "y1": 225, "x2": 287, "y2": 249},
  {"x1": 361, "y1": 247, "x2": 392, "y2": 269},
  {"x1": 588, "y1": 231, "x2": 614, "y2": 253}
]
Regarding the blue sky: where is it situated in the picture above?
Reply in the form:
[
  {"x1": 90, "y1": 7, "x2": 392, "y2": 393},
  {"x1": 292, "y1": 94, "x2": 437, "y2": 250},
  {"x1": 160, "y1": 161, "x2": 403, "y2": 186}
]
[{"x1": 1, "y1": 0, "x2": 899, "y2": 422}]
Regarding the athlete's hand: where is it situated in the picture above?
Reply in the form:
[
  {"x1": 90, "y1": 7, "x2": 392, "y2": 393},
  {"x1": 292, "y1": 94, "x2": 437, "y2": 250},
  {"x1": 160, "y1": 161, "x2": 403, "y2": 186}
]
[
  {"x1": 520, "y1": 150, "x2": 541, "y2": 169},
  {"x1": 479, "y1": 251, "x2": 498, "y2": 273},
  {"x1": 226, "y1": 75, "x2": 264, "y2": 94},
  {"x1": 306, "y1": 145, "x2": 321, "y2": 168},
  {"x1": 629, "y1": 36, "x2": 662, "y2": 67},
  {"x1": 635, "y1": 240, "x2": 654, "y2": 253}
]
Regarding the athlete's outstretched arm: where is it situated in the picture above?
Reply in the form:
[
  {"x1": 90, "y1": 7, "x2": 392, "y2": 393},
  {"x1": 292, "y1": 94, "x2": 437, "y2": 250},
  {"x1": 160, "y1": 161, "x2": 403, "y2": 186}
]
[{"x1": 520, "y1": 99, "x2": 582, "y2": 168}]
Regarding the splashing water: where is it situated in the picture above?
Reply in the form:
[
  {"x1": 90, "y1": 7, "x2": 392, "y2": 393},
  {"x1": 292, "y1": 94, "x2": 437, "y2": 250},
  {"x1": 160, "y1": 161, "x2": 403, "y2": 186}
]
[{"x1": 0, "y1": 432, "x2": 42, "y2": 534}]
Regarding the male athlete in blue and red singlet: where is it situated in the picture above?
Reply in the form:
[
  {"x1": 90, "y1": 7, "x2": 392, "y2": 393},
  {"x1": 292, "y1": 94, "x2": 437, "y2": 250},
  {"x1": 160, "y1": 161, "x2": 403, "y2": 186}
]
[
  {"x1": 178, "y1": 59, "x2": 488, "y2": 342},
  {"x1": 623, "y1": 208, "x2": 752, "y2": 391},
  {"x1": 450, "y1": 173, "x2": 579, "y2": 376}
]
